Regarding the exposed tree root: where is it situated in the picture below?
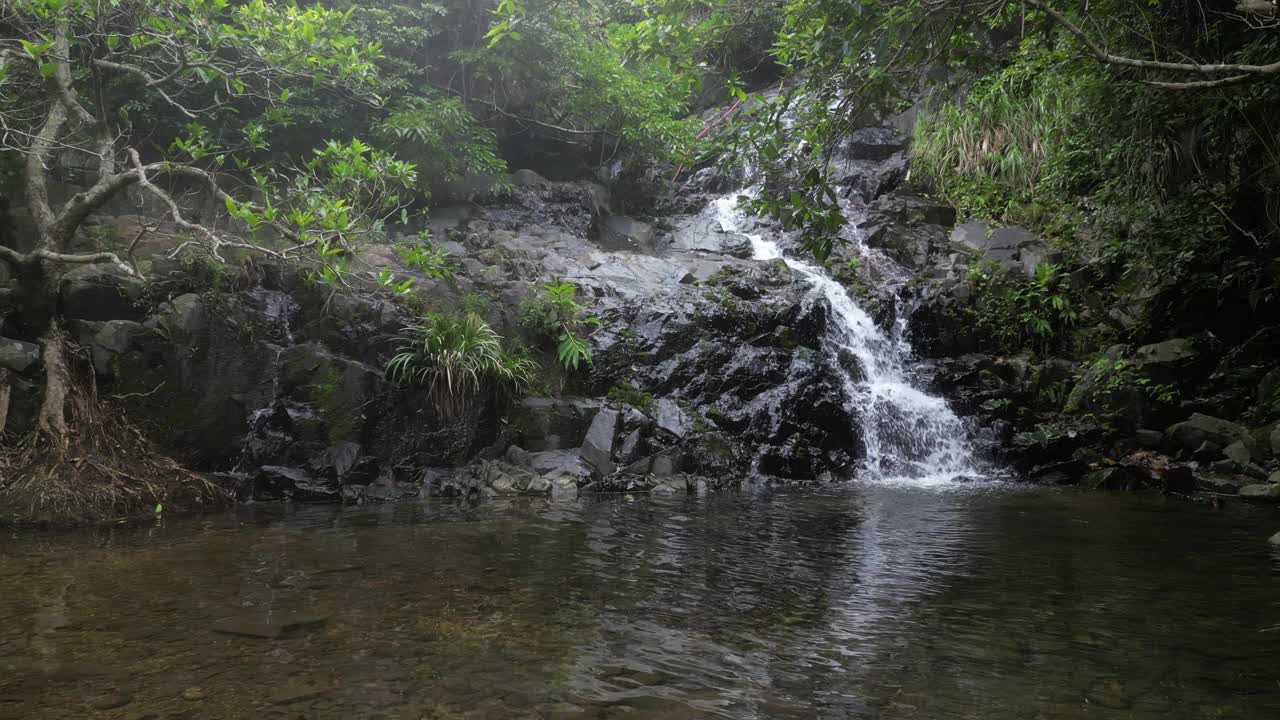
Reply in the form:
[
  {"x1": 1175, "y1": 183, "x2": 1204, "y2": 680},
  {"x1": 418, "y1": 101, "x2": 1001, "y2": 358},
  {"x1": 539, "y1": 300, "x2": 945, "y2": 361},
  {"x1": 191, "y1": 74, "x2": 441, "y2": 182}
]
[{"x1": 0, "y1": 336, "x2": 230, "y2": 527}]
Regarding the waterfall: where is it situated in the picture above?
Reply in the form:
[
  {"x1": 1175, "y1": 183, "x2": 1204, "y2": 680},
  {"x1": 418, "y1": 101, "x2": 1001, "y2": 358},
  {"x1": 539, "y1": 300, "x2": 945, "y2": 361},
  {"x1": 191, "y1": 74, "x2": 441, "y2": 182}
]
[{"x1": 714, "y1": 194, "x2": 984, "y2": 486}]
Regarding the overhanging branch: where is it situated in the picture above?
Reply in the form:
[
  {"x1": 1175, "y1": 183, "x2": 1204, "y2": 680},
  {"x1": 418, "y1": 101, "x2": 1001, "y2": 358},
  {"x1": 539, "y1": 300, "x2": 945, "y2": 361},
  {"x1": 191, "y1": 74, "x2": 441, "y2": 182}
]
[{"x1": 1026, "y1": 0, "x2": 1280, "y2": 85}]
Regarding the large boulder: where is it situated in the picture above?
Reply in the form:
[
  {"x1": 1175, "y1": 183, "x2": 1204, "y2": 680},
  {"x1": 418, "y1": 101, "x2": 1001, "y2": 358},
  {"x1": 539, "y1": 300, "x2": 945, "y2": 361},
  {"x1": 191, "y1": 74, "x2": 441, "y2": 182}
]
[
  {"x1": 59, "y1": 264, "x2": 146, "y2": 322},
  {"x1": 1169, "y1": 414, "x2": 1251, "y2": 453},
  {"x1": 0, "y1": 337, "x2": 40, "y2": 374},
  {"x1": 581, "y1": 408, "x2": 621, "y2": 475},
  {"x1": 1133, "y1": 338, "x2": 1201, "y2": 384}
]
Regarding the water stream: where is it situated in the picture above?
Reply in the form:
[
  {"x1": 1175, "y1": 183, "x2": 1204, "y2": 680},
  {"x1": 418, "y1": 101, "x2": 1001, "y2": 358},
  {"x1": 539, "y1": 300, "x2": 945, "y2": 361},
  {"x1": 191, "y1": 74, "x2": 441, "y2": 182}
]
[{"x1": 714, "y1": 194, "x2": 983, "y2": 485}]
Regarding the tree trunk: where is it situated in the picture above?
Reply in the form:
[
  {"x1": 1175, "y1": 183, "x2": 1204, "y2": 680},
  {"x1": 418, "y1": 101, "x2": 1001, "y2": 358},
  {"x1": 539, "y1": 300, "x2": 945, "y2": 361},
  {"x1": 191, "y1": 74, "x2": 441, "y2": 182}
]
[
  {"x1": 0, "y1": 369, "x2": 11, "y2": 437},
  {"x1": 36, "y1": 322, "x2": 70, "y2": 453}
]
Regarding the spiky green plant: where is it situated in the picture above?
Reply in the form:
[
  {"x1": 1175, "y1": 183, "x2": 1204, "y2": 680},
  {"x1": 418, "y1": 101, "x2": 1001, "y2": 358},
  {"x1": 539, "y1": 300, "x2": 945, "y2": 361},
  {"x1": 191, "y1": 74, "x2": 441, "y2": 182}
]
[{"x1": 386, "y1": 312, "x2": 537, "y2": 416}]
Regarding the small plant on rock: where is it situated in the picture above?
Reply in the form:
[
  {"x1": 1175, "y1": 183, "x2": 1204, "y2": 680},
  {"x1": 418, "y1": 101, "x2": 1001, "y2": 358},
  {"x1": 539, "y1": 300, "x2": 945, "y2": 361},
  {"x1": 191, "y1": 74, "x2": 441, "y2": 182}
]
[
  {"x1": 522, "y1": 279, "x2": 601, "y2": 371},
  {"x1": 387, "y1": 312, "x2": 537, "y2": 416},
  {"x1": 398, "y1": 232, "x2": 455, "y2": 280}
]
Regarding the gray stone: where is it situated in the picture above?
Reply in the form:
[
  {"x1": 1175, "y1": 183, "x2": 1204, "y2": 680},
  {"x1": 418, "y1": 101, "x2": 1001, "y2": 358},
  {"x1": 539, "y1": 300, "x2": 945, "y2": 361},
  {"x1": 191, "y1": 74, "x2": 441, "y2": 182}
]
[
  {"x1": 617, "y1": 429, "x2": 643, "y2": 464},
  {"x1": 655, "y1": 399, "x2": 692, "y2": 439},
  {"x1": 1223, "y1": 441, "x2": 1252, "y2": 467},
  {"x1": 1238, "y1": 484, "x2": 1280, "y2": 502},
  {"x1": 525, "y1": 475, "x2": 553, "y2": 494},
  {"x1": 651, "y1": 452, "x2": 680, "y2": 478},
  {"x1": 622, "y1": 456, "x2": 653, "y2": 476},
  {"x1": 165, "y1": 293, "x2": 204, "y2": 336},
  {"x1": 1134, "y1": 429, "x2": 1164, "y2": 449},
  {"x1": 490, "y1": 472, "x2": 518, "y2": 495},
  {"x1": 529, "y1": 449, "x2": 594, "y2": 482},
  {"x1": 505, "y1": 445, "x2": 533, "y2": 467},
  {"x1": 1019, "y1": 242, "x2": 1064, "y2": 278},
  {"x1": 0, "y1": 337, "x2": 39, "y2": 373},
  {"x1": 1272, "y1": 470, "x2": 1280, "y2": 485},
  {"x1": 950, "y1": 222, "x2": 1033, "y2": 268},
  {"x1": 581, "y1": 408, "x2": 620, "y2": 474},
  {"x1": 91, "y1": 320, "x2": 145, "y2": 376},
  {"x1": 511, "y1": 169, "x2": 549, "y2": 188},
  {"x1": 1170, "y1": 414, "x2": 1251, "y2": 453},
  {"x1": 1135, "y1": 338, "x2": 1198, "y2": 367},
  {"x1": 1272, "y1": 425, "x2": 1280, "y2": 455},
  {"x1": 1269, "y1": 531, "x2": 1280, "y2": 546},
  {"x1": 596, "y1": 215, "x2": 659, "y2": 253}
]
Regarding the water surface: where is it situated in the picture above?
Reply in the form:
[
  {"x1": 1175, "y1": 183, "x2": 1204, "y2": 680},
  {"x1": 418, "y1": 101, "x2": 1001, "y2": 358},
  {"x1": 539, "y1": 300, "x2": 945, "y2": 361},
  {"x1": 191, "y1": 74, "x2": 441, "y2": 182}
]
[{"x1": 2, "y1": 485, "x2": 1279, "y2": 719}]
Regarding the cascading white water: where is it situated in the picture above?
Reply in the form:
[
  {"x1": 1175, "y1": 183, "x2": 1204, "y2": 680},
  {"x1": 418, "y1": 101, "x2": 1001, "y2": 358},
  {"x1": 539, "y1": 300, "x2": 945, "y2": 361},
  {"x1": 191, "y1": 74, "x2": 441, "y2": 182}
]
[{"x1": 714, "y1": 193, "x2": 983, "y2": 486}]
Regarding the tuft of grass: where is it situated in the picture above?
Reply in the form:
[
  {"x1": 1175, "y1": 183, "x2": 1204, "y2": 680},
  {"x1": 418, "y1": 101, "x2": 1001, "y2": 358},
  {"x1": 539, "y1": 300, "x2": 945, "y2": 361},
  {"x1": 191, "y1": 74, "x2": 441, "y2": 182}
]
[{"x1": 386, "y1": 312, "x2": 538, "y2": 417}]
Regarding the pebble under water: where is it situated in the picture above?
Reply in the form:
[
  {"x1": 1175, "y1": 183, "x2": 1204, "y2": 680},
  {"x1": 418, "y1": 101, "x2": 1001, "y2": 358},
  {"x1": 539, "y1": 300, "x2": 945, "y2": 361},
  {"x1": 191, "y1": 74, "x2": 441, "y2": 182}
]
[{"x1": 2, "y1": 485, "x2": 1279, "y2": 719}]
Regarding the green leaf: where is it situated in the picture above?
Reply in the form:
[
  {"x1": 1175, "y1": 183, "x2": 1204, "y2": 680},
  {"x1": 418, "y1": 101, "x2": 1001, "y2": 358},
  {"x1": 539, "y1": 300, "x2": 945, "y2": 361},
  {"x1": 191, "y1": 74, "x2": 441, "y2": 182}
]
[{"x1": 38, "y1": 62, "x2": 58, "y2": 79}]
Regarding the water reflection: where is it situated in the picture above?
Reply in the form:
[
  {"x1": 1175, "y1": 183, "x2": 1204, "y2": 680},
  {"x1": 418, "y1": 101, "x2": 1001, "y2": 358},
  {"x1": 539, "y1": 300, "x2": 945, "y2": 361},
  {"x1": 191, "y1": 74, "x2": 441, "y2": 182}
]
[{"x1": 0, "y1": 486, "x2": 1278, "y2": 719}]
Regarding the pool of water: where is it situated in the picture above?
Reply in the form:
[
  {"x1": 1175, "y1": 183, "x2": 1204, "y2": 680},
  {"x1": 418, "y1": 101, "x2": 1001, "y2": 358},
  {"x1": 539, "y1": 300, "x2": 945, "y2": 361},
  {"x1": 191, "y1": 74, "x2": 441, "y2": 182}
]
[{"x1": 2, "y1": 484, "x2": 1279, "y2": 719}]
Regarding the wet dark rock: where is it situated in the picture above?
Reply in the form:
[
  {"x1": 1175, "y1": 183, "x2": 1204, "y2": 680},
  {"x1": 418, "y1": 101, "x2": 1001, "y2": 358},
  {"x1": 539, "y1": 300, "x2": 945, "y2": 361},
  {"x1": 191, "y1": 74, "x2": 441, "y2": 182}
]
[
  {"x1": 1083, "y1": 467, "x2": 1144, "y2": 491},
  {"x1": 0, "y1": 337, "x2": 39, "y2": 373},
  {"x1": 1133, "y1": 338, "x2": 1201, "y2": 384},
  {"x1": 89, "y1": 320, "x2": 149, "y2": 376},
  {"x1": 505, "y1": 445, "x2": 533, "y2": 468},
  {"x1": 1223, "y1": 441, "x2": 1252, "y2": 467},
  {"x1": 529, "y1": 450, "x2": 593, "y2": 483},
  {"x1": 654, "y1": 399, "x2": 692, "y2": 439},
  {"x1": 617, "y1": 429, "x2": 643, "y2": 464},
  {"x1": 1238, "y1": 484, "x2": 1280, "y2": 502},
  {"x1": 596, "y1": 215, "x2": 659, "y2": 254},
  {"x1": 59, "y1": 264, "x2": 145, "y2": 322},
  {"x1": 1194, "y1": 472, "x2": 1248, "y2": 495},
  {"x1": 1269, "y1": 531, "x2": 1280, "y2": 546},
  {"x1": 254, "y1": 465, "x2": 339, "y2": 502},
  {"x1": 1134, "y1": 429, "x2": 1164, "y2": 449},
  {"x1": 841, "y1": 127, "x2": 908, "y2": 161},
  {"x1": 1030, "y1": 460, "x2": 1086, "y2": 485},
  {"x1": 1161, "y1": 465, "x2": 1198, "y2": 493},
  {"x1": 511, "y1": 397, "x2": 602, "y2": 451}
]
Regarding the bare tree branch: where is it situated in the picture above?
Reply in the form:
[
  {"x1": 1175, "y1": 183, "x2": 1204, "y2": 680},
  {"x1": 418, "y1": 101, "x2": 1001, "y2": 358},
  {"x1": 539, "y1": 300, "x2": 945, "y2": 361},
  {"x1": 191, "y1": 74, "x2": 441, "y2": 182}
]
[{"x1": 0, "y1": 244, "x2": 137, "y2": 277}]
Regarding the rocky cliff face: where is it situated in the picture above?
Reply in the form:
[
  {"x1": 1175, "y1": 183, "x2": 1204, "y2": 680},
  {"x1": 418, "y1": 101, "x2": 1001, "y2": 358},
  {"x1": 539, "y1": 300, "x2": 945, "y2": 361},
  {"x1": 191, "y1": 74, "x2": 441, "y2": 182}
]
[{"x1": 4, "y1": 143, "x2": 931, "y2": 502}]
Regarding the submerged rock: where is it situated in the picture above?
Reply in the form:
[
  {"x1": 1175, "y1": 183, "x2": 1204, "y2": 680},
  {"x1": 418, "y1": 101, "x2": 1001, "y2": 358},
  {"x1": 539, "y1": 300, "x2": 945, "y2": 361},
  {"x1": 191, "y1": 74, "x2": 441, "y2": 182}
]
[{"x1": 211, "y1": 612, "x2": 330, "y2": 639}]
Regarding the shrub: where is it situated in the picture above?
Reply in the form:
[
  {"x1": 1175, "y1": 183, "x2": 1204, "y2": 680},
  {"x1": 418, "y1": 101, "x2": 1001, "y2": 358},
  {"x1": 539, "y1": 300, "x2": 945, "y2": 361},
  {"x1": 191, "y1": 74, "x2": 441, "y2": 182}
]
[{"x1": 967, "y1": 261, "x2": 1078, "y2": 353}]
